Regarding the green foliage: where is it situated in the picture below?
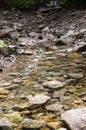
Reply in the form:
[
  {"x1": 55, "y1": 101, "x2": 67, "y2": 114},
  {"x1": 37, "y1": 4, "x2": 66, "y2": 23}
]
[
  {"x1": 2, "y1": 0, "x2": 86, "y2": 9},
  {"x1": 4, "y1": 0, "x2": 41, "y2": 9},
  {"x1": 59, "y1": 0, "x2": 86, "y2": 9},
  {"x1": 0, "y1": 40, "x2": 7, "y2": 47}
]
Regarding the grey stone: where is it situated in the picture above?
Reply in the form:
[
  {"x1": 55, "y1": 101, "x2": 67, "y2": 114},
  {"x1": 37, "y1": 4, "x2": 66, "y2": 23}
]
[
  {"x1": 27, "y1": 94, "x2": 50, "y2": 109},
  {"x1": 46, "y1": 103, "x2": 63, "y2": 112},
  {"x1": 61, "y1": 107, "x2": 86, "y2": 130}
]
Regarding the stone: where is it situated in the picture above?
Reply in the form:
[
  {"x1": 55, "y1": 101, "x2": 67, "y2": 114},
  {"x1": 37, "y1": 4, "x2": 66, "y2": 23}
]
[
  {"x1": 77, "y1": 45, "x2": 86, "y2": 52},
  {"x1": 0, "y1": 45, "x2": 17, "y2": 56},
  {"x1": 61, "y1": 107, "x2": 86, "y2": 130},
  {"x1": 53, "y1": 90, "x2": 65, "y2": 98},
  {"x1": 68, "y1": 73, "x2": 83, "y2": 79},
  {"x1": 0, "y1": 117, "x2": 13, "y2": 130},
  {"x1": 0, "y1": 88, "x2": 10, "y2": 95},
  {"x1": 42, "y1": 27, "x2": 50, "y2": 33},
  {"x1": 46, "y1": 103, "x2": 63, "y2": 112},
  {"x1": 47, "y1": 121, "x2": 62, "y2": 129},
  {"x1": 29, "y1": 32, "x2": 38, "y2": 37},
  {"x1": 42, "y1": 81, "x2": 65, "y2": 89},
  {"x1": 22, "y1": 118, "x2": 46, "y2": 129},
  {"x1": 57, "y1": 128, "x2": 67, "y2": 130},
  {"x1": 27, "y1": 94, "x2": 50, "y2": 109}
]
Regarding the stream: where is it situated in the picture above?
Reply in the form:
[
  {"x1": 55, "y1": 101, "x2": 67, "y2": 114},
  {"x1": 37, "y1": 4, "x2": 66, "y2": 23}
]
[{"x1": 0, "y1": 7, "x2": 86, "y2": 130}]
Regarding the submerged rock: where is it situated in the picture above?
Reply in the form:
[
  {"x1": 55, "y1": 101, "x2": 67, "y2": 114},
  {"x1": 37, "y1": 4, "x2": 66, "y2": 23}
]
[
  {"x1": 46, "y1": 103, "x2": 63, "y2": 112},
  {"x1": 61, "y1": 107, "x2": 86, "y2": 130},
  {"x1": 27, "y1": 94, "x2": 50, "y2": 109},
  {"x1": 22, "y1": 118, "x2": 46, "y2": 129},
  {"x1": 42, "y1": 80, "x2": 65, "y2": 89},
  {"x1": 0, "y1": 88, "x2": 10, "y2": 95},
  {"x1": 68, "y1": 73, "x2": 84, "y2": 79}
]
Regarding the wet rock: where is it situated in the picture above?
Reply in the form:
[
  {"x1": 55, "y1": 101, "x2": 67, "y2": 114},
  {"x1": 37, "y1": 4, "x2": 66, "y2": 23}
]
[
  {"x1": 29, "y1": 32, "x2": 38, "y2": 38},
  {"x1": 46, "y1": 103, "x2": 63, "y2": 112},
  {"x1": 68, "y1": 73, "x2": 83, "y2": 79},
  {"x1": 18, "y1": 50, "x2": 33, "y2": 55},
  {"x1": 42, "y1": 80, "x2": 65, "y2": 89},
  {"x1": 42, "y1": 27, "x2": 50, "y2": 33},
  {"x1": 57, "y1": 128, "x2": 67, "y2": 130},
  {"x1": 61, "y1": 107, "x2": 86, "y2": 130},
  {"x1": 5, "y1": 112, "x2": 23, "y2": 126},
  {"x1": 0, "y1": 117, "x2": 13, "y2": 130},
  {"x1": 27, "y1": 94, "x2": 50, "y2": 109},
  {"x1": 47, "y1": 121, "x2": 62, "y2": 129},
  {"x1": 55, "y1": 29, "x2": 86, "y2": 46},
  {"x1": 22, "y1": 118, "x2": 46, "y2": 129},
  {"x1": 40, "y1": 127, "x2": 50, "y2": 130},
  {"x1": 53, "y1": 90, "x2": 65, "y2": 98},
  {"x1": 77, "y1": 45, "x2": 86, "y2": 52},
  {"x1": 12, "y1": 104, "x2": 26, "y2": 111},
  {"x1": 0, "y1": 45, "x2": 17, "y2": 56}
]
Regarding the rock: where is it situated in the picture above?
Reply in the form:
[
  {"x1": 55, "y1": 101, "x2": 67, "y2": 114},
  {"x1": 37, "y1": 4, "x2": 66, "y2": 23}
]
[
  {"x1": 42, "y1": 27, "x2": 50, "y2": 33},
  {"x1": 0, "y1": 117, "x2": 13, "y2": 130},
  {"x1": 19, "y1": 50, "x2": 33, "y2": 55},
  {"x1": 0, "y1": 88, "x2": 10, "y2": 95},
  {"x1": 22, "y1": 118, "x2": 46, "y2": 129},
  {"x1": 57, "y1": 128, "x2": 67, "y2": 130},
  {"x1": 55, "y1": 29, "x2": 86, "y2": 46},
  {"x1": 12, "y1": 104, "x2": 26, "y2": 111},
  {"x1": 55, "y1": 30, "x2": 79, "y2": 45},
  {"x1": 77, "y1": 45, "x2": 86, "y2": 52},
  {"x1": 61, "y1": 107, "x2": 86, "y2": 130},
  {"x1": 29, "y1": 32, "x2": 38, "y2": 38},
  {"x1": 47, "y1": 121, "x2": 62, "y2": 129},
  {"x1": 68, "y1": 73, "x2": 83, "y2": 79},
  {"x1": 42, "y1": 81, "x2": 65, "y2": 89},
  {"x1": 46, "y1": 103, "x2": 63, "y2": 112},
  {"x1": 5, "y1": 112, "x2": 23, "y2": 127},
  {"x1": 27, "y1": 94, "x2": 50, "y2": 109},
  {"x1": 0, "y1": 45, "x2": 17, "y2": 56},
  {"x1": 53, "y1": 90, "x2": 65, "y2": 98}
]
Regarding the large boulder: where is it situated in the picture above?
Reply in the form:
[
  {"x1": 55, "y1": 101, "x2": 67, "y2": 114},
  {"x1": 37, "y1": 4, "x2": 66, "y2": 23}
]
[{"x1": 61, "y1": 107, "x2": 86, "y2": 130}]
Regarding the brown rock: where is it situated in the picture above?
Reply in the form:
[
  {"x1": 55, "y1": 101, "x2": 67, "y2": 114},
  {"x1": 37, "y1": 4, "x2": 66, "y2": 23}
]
[{"x1": 0, "y1": 88, "x2": 10, "y2": 95}]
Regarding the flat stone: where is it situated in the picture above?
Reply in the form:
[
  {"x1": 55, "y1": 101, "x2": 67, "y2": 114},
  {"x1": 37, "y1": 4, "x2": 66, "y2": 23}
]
[
  {"x1": 53, "y1": 90, "x2": 65, "y2": 98},
  {"x1": 42, "y1": 80, "x2": 65, "y2": 89},
  {"x1": 46, "y1": 103, "x2": 63, "y2": 112},
  {"x1": 22, "y1": 118, "x2": 46, "y2": 129},
  {"x1": 61, "y1": 107, "x2": 86, "y2": 130},
  {"x1": 68, "y1": 73, "x2": 84, "y2": 79},
  {"x1": 27, "y1": 94, "x2": 50, "y2": 109}
]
